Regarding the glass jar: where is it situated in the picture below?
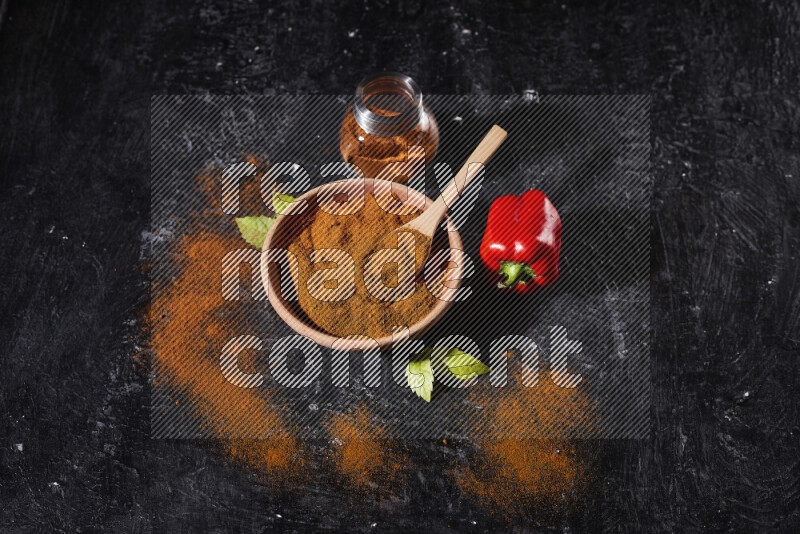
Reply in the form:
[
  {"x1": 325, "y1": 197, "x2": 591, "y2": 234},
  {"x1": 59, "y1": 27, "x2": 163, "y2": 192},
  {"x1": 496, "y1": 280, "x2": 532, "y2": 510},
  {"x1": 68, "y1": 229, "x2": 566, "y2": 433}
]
[{"x1": 339, "y1": 72, "x2": 439, "y2": 182}]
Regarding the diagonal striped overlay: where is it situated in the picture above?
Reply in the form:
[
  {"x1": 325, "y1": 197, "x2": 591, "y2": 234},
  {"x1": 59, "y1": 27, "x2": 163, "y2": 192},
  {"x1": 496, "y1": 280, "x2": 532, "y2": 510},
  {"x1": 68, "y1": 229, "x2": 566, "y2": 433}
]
[{"x1": 149, "y1": 95, "x2": 650, "y2": 439}]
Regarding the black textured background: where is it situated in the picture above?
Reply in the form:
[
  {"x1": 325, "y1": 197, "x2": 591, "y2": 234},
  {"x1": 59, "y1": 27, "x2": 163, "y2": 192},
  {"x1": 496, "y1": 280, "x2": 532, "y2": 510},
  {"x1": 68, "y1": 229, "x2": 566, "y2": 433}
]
[{"x1": 1, "y1": 0, "x2": 798, "y2": 531}]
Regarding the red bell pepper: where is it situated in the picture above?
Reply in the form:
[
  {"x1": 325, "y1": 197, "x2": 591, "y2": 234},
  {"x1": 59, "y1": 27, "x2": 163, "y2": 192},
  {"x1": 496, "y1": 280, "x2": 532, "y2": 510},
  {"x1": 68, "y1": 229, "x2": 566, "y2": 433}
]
[{"x1": 479, "y1": 190, "x2": 562, "y2": 293}]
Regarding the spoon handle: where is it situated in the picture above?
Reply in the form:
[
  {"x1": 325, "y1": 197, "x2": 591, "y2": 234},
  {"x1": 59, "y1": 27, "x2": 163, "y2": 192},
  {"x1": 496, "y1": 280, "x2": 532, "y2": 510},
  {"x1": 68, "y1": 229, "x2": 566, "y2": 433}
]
[{"x1": 432, "y1": 125, "x2": 508, "y2": 218}]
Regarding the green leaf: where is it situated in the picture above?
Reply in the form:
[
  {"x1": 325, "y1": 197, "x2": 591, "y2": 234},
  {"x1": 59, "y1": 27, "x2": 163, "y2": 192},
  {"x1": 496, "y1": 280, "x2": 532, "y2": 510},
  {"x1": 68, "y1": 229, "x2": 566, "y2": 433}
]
[
  {"x1": 443, "y1": 349, "x2": 490, "y2": 379},
  {"x1": 406, "y1": 350, "x2": 434, "y2": 402},
  {"x1": 272, "y1": 191, "x2": 296, "y2": 215},
  {"x1": 235, "y1": 216, "x2": 275, "y2": 249}
]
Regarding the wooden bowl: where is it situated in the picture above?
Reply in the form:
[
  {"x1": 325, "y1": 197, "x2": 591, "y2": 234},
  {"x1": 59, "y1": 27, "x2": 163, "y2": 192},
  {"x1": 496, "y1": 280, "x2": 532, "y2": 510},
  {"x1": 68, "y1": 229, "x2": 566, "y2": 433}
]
[{"x1": 260, "y1": 178, "x2": 464, "y2": 351}]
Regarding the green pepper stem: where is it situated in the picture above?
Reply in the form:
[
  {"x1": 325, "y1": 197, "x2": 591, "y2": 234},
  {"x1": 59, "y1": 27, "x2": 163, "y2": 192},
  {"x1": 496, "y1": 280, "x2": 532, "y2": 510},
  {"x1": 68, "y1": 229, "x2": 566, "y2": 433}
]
[{"x1": 497, "y1": 261, "x2": 537, "y2": 288}]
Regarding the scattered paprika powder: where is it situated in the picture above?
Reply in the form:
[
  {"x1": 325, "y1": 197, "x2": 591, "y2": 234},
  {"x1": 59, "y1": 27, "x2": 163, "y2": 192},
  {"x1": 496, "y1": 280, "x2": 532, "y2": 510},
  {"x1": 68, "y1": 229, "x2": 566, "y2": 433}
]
[{"x1": 145, "y1": 159, "x2": 594, "y2": 515}]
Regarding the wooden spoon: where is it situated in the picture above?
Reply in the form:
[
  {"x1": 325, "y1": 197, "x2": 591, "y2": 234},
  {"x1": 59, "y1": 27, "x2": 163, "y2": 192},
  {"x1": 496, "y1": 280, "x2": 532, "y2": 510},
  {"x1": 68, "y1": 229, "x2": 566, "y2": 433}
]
[{"x1": 373, "y1": 125, "x2": 508, "y2": 275}]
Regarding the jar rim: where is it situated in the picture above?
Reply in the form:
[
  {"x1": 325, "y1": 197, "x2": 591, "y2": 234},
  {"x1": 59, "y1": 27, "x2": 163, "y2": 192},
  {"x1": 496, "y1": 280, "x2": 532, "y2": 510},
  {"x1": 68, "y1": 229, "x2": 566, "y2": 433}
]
[{"x1": 353, "y1": 72, "x2": 423, "y2": 137}]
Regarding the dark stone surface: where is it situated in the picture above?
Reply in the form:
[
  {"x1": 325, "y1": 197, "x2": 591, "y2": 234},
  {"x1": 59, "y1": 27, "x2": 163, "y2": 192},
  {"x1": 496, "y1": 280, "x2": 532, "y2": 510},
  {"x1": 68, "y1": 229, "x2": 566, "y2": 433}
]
[{"x1": 1, "y1": 0, "x2": 798, "y2": 531}]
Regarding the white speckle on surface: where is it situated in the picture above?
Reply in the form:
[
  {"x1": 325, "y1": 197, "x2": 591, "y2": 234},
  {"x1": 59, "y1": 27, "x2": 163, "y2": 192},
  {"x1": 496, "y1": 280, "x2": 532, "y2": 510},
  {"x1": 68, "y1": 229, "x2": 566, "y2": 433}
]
[
  {"x1": 13, "y1": 443, "x2": 23, "y2": 452},
  {"x1": 254, "y1": 46, "x2": 260, "y2": 51},
  {"x1": 62, "y1": 235, "x2": 68, "y2": 240},
  {"x1": 48, "y1": 225, "x2": 55, "y2": 233},
  {"x1": 275, "y1": 514, "x2": 283, "y2": 519},
  {"x1": 216, "y1": 61, "x2": 222, "y2": 67},
  {"x1": 523, "y1": 89, "x2": 540, "y2": 103},
  {"x1": 348, "y1": 30, "x2": 356, "y2": 37},
  {"x1": 48, "y1": 481, "x2": 63, "y2": 496},
  {"x1": 357, "y1": 135, "x2": 365, "y2": 141},
  {"x1": 453, "y1": 116, "x2": 463, "y2": 121},
  {"x1": 308, "y1": 403, "x2": 318, "y2": 411},
  {"x1": 370, "y1": 523, "x2": 377, "y2": 528},
  {"x1": 141, "y1": 228, "x2": 173, "y2": 245},
  {"x1": 743, "y1": 391, "x2": 750, "y2": 398},
  {"x1": 461, "y1": 28, "x2": 471, "y2": 34}
]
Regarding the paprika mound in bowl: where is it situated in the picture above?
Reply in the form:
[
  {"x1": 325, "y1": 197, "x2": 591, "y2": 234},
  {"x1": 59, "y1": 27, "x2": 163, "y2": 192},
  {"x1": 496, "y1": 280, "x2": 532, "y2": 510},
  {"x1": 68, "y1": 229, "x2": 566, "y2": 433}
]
[{"x1": 260, "y1": 178, "x2": 464, "y2": 351}]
